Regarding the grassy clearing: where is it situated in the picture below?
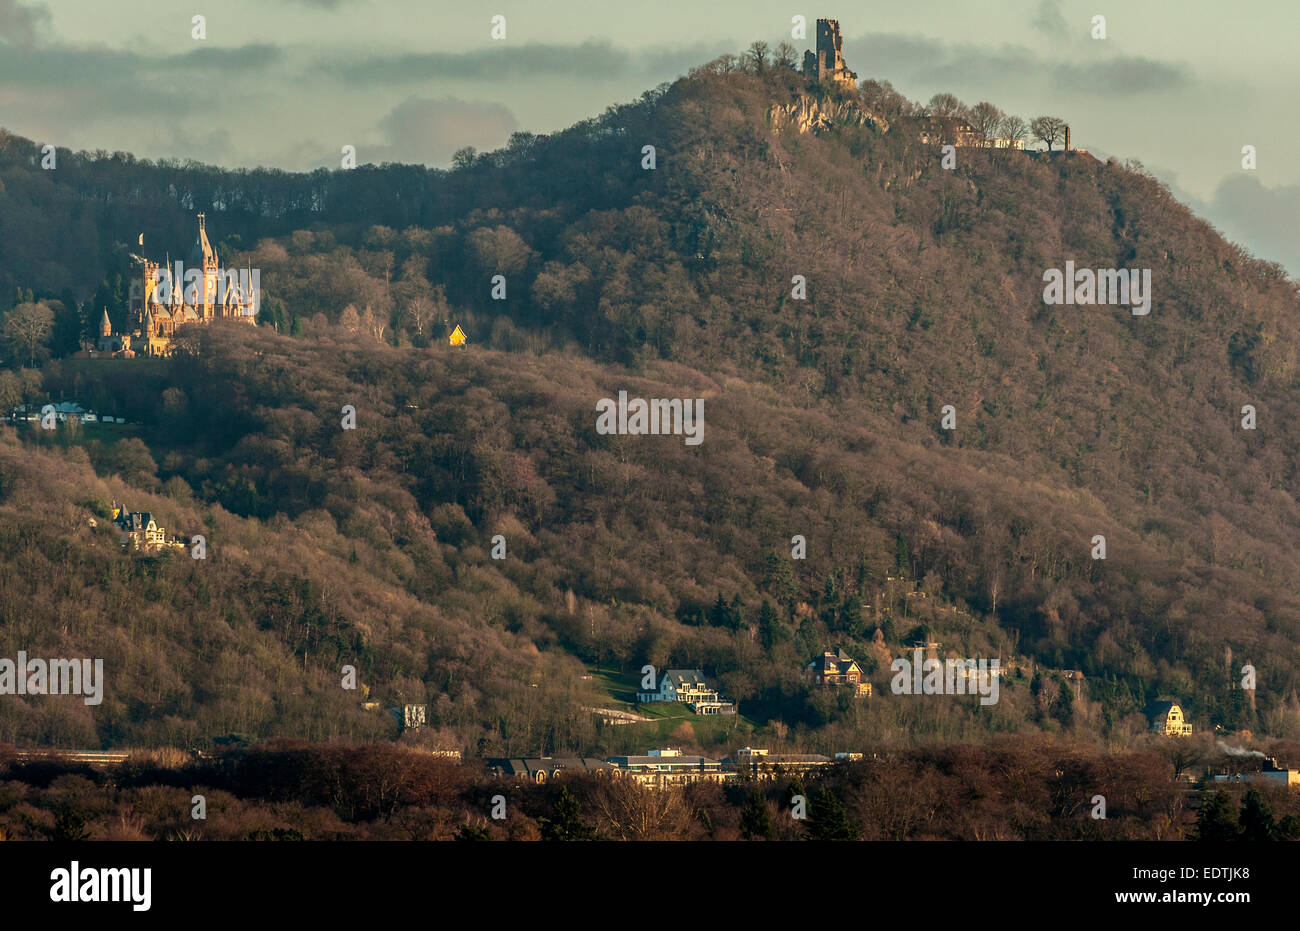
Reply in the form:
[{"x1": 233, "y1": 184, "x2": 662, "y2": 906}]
[{"x1": 585, "y1": 665, "x2": 763, "y2": 742}]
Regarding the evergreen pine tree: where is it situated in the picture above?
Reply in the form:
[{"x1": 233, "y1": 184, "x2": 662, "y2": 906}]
[
  {"x1": 740, "y1": 788, "x2": 774, "y2": 840},
  {"x1": 1056, "y1": 676, "x2": 1075, "y2": 726},
  {"x1": 840, "y1": 596, "x2": 866, "y2": 638},
  {"x1": 1238, "y1": 788, "x2": 1276, "y2": 842},
  {"x1": 728, "y1": 594, "x2": 745, "y2": 631},
  {"x1": 48, "y1": 804, "x2": 91, "y2": 842},
  {"x1": 857, "y1": 554, "x2": 871, "y2": 592},
  {"x1": 805, "y1": 786, "x2": 858, "y2": 841},
  {"x1": 758, "y1": 600, "x2": 783, "y2": 649},
  {"x1": 894, "y1": 534, "x2": 911, "y2": 577},
  {"x1": 709, "y1": 593, "x2": 729, "y2": 628},
  {"x1": 538, "y1": 786, "x2": 596, "y2": 841},
  {"x1": 455, "y1": 823, "x2": 493, "y2": 841},
  {"x1": 1194, "y1": 788, "x2": 1240, "y2": 842}
]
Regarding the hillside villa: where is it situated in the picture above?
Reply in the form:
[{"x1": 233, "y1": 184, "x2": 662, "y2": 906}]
[
  {"x1": 636, "y1": 668, "x2": 737, "y2": 715},
  {"x1": 1145, "y1": 699, "x2": 1193, "y2": 737},
  {"x1": 804, "y1": 647, "x2": 872, "y2": 697}
]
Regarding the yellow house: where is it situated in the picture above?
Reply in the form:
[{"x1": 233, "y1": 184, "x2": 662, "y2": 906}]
[
  {"x1": 449, "y1": 325, "x2": 467, "y2": 347},
  {"x1": 1146, "y1": 700, "x2": 1193, "y2": 737}
]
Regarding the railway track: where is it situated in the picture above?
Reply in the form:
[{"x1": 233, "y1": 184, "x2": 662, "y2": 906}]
[{"x1": 10, "y1": 749, "x2": 132, "y2": 766}]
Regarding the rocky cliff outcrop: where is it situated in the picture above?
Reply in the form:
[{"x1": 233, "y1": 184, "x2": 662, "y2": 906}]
[{"x1": 767, "y1": 94, "x2": 888, "y2": 135}]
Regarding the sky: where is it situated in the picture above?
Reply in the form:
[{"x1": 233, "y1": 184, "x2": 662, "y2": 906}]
[{"x1": 1, "y1": 0, "x2": 1297, "y2": 275}]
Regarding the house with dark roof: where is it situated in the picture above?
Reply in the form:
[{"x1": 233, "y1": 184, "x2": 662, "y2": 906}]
[
  {"x1": 804, "y1": 647, "x2": 872, "y2": 696},
  {"x1": 1145, "y1": 699, "x2": 1193, "y2": 737},
  {"x1": 485, "y1": 757, "x2": 615, "y2": 783},
  {"x1": 636, "y1": 668, "x2": 736, "y2": 715},
  {"x1": 111, "y1": 503, "x2": 176, "y2": 552}
]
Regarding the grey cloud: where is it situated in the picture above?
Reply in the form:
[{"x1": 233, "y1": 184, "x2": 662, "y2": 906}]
[
  {"x1": 368, "y1": 96, "x2": 519, "y2": 167},
  {"x1": 257, "y1": 136, "x2": 334, "y2": 172},
  {"x1": 155, "y1": 44, "x2": 286, "y2": 71},
  {"x1": 0, "y1": 0, "x2": 49, "y2": 47},
  {"x1": 1031, "y1": 0, "x2": 1069, "y2": 38},
  {"x1": 1158, "y1": 167, "x2": 1300, "y2": 279},
  {"x1": 1204, "y1": 174, "x2": 1300, "y2": 277},
  {"x1": 0, "y1": 42, "x2": 286, "y2": 119},
  {"x1": 324, "y1": 39, "x2": 725, "y2": 85},
  {"x1": 146, "y1": 125, "x2": 238, "y2": 166},
  {"x1": 1051, "y1": 56, "x2": 1191, "y2": 94},
  {"x1": 0, "y1": 42, "x2": 284, "y2": 87},
  {"x1": 852, "y1": 31, "x2": 1191, "y2": 97}
]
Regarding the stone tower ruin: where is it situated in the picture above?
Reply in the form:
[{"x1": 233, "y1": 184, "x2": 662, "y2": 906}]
[{"x1": 802, "y1": 18, "x2": 858, "y2": 89}]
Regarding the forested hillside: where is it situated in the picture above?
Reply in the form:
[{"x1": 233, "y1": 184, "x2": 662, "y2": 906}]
[{"x1": 2, "y1": 49, "x2": 1299, "y2": 753}]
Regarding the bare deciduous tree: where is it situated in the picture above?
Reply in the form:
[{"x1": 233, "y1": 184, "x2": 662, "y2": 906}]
[
  {"x1": 594, "y1": 777, "x2": 693, "y2": 840},
  {"x1": 969, "y1": 102, "x2": 1004, "y2": 145},
  {"x1": 467, "y1": 226, "x2": 533, "y2": 278},
  {"x1": 998, "y1": 115, "x2": 1029, "y2": 147},
  {"x1": 928, "y1": 93, "x2": 964, "y2": 120},
  {"x1": 360, "y1": 305, "x2": 386, "y2": 341},
  {"x1": 1031, "y1": 115, "x2": 1069, "y2": 151},
  {"x1": 405, "y1": 296, "x2": 435, "y2": 339},
  {"x1": 4, "y1": 301, "x2": 54, "y2": 367}
]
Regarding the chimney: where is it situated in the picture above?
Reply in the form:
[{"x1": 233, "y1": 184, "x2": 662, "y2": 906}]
[{"x1": 1065, "y1": 125, "x2": 1071, "y2": 152}]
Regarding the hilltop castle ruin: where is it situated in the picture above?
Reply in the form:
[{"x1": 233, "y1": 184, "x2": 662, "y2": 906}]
[
  {"x1": 802, "y1": 19, "x2": 858, "y2": 90},
  {"x1": 790, "y1": 19, "x2": 1075, "y2": 154}
]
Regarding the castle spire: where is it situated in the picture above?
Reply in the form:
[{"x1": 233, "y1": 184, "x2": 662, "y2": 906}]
[
  {"x1": 100, "y1": 308, "x2": 112, "y2": 337},
  {"x1": 165, "y1": 252, "x2": 177, "y2": 306}
]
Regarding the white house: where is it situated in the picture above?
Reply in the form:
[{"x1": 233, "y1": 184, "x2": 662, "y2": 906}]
[{"x1": 636, "y1": 668, "x2": 736, "y2": 715}]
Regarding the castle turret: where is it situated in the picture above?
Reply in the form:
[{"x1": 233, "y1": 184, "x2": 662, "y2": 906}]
[
  {"x1": 99, "y1": 308, "x2": 112, "y2": 338},
  {"x1": 124, "y1": 213, "x2": 263, "y2": 356},
  {"x1": 802, "y1": 19, "x2": 858, "y2": 89}
]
